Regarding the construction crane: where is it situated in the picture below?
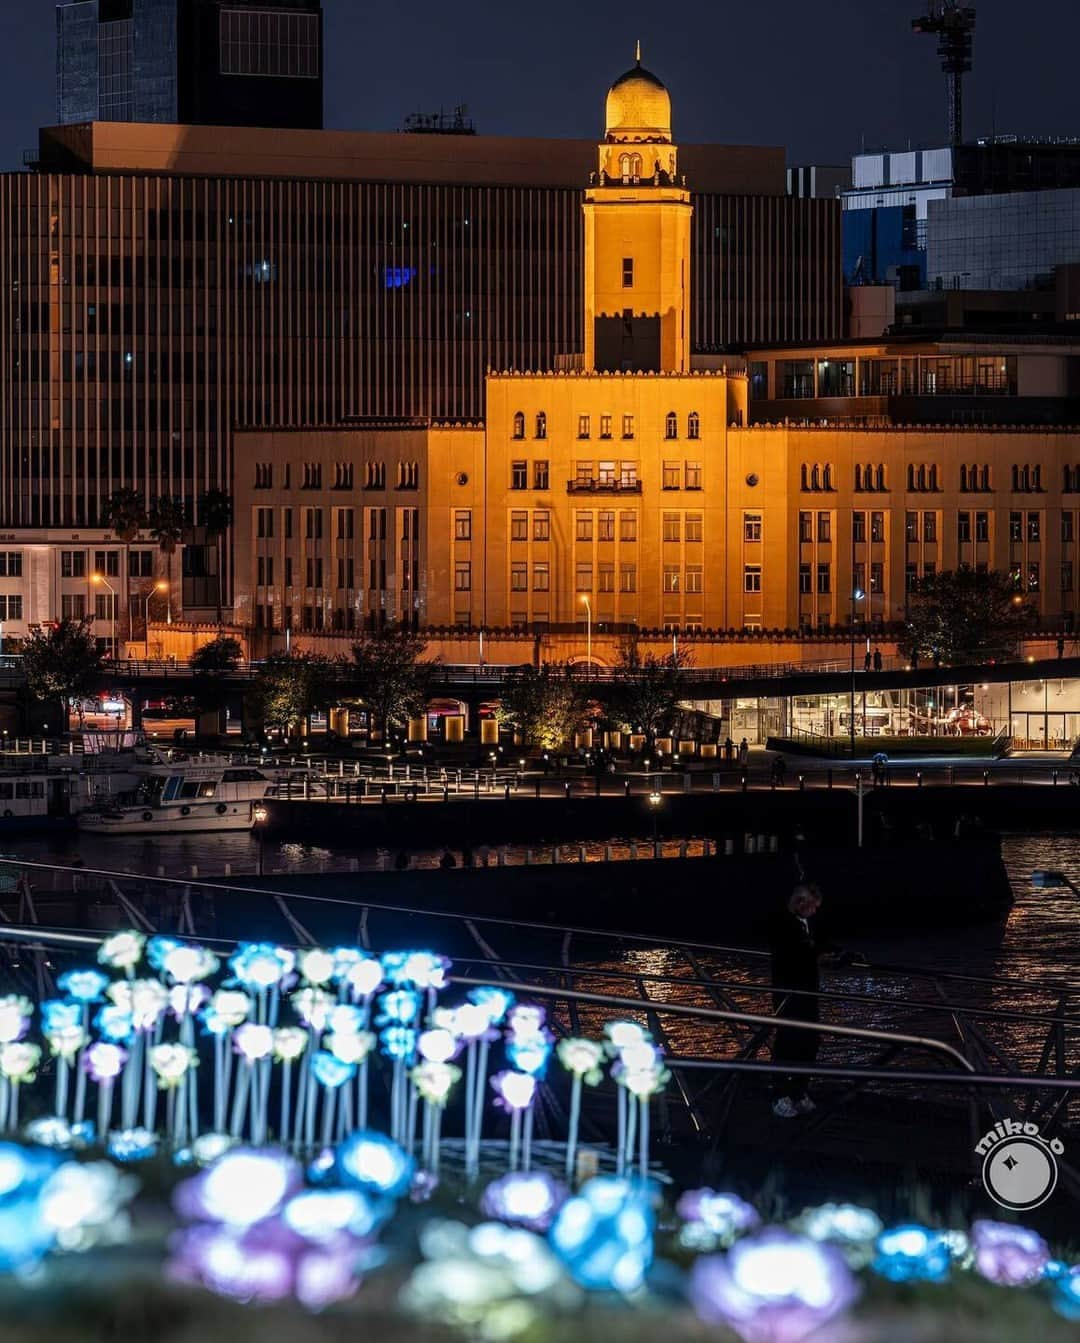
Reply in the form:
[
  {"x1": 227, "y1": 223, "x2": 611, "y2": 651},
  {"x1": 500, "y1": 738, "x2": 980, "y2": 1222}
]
[{"x1": 912, "y1": 2, "x2": 976, "y2": 147}]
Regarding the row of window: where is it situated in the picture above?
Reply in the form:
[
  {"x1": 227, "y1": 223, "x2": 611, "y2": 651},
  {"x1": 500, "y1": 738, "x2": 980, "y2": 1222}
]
[
  {"x1": 512, "y1": 411, "x2": 702, "y2": 441},
  {"x1": 253, "y1": 462, "x2": 418, "y2": 492},
  {"x1": 800, "y1": 508, "x2": 1080, "y2": 546},
  {"x1": 0, "y1": 594, "x2": 22, "y2": 620},
  {"x1": 255, "y1": 554, "x2": 419, "y2": 593},
  {"x1": 255, "y1": 506, "x2": 419, "y2": 543},
  {"x1": 801, "y1": 463, "x2": 1075, "y2": 495},
  {"x1": 57, "y1": 550, "x2": 154, "y2": 579}
]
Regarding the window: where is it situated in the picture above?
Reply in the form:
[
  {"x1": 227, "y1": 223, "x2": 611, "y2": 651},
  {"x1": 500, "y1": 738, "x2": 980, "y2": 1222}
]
[
  {"x1": 1064, "y1": 562, "x2": 1074, "y2": 593},
  {"x1": 871, "y1": 511, "x2": 884, "y2": 543},
  {"x1": 576, "y1": 511, "x2": 593, "y2": 542},
  {"x1": 577, "y1": 415, "x2": 590, "y2": 439},
  {"x1": 94, "y1": 593, "x2": 112, "y2": 621},
  {"x1": 663, "y1": 567, "x2": 680, "y2": 593},
  {"x1": 905, "y1": 562, "x2": 917, "y2": 592},
  {"x1": 511, "y1": 461, "x2": 527, "y2": 490},
  {"x1": 905, "y1": 511, "x2": 918, "y2": 543},
  {"x1": 1009, "y1": 511, "x2": 1022, "y2": 542},
  {"x1": 513, "y1": 411, "x2": 525, "y2": 439},
  {"x1": 336, "y1": 508, "x2": 355, "y2": 540},
  {"x1": 305, "y1": 557, "x2": 323, "y2": 588},
  {"x1": 61, "y1": 551, "x2": 86, "y2": 578},
  {"x1": 1064, "y1": 512, "x2": 1076, "y2": 543},
  {"x1": 301, "y1": 462, "x2": 322, "y2": 490},
  {"x1": 743, "y1": 565, "x2": 762, "y2": 593},
  {"x1": 870, "y1": 561, "x2": 884, "y2": 593},
  {"x1": 576, "y1": 563, "x2": 593, "y2": 592},
  {"x1": 620, "y1": 564, "x2": 637, "y2": 593},
  {"x1": 663, "y1": 513, "x2": 681, "y2": 543},
  {"x1": 598, "y1": 511, "x2": 614, "y2": 541},
  {"x1": 284, "y1": 508, "x2": 293, "y2": 539},
  {"x1": 687, "y1": 411, "x2": 700, "y2": 440},
  {"x1": 852, "y1": 512, "x2": 865, "y2": 544},
  {"x1": 599, "y1": 414, "x2": 612, "y2": 439},
  {"x1": 622, "y1": 414, "x2": 634, "y2": 440},
  {"x1": 61, "y1": 594, "x2": 85, "y2": 621},
  {"x1": 575, "y1": 460, "x2": 593, "y2": 485},
  {"x1": 685, "y1": 514, "x2": 702, "y2": 543},
  {"x1": 817, "y1": 512, "x2": 831, "y2": 543},
  {"x1": 924, "y1": 561, "x2": 936, "y2": 580},
  {"x1": 923, "y1": 512, "x2": 936, "y2": 543},
  {"x1": 510, "y1": 511, "x2": 528, "y2": 541},
  {"x1": 285, "y1": 557, "x2": 293, "y2": 586},
  {"x1": 622, "y1": 257, "x2": 634, "y2": 287},
  {"x1": 744, "y1": 513, "x2": 762, "y2": 542},
  {"x1": 254, "y1": 463, "x2": 273, "y2": 489},
  {"x1": 853, "y1": 563, "x2": 865, "y2": 596},
  {"x1": 686, "y1": 567, "x2": 703, "y2": 594},
  {"x1": 665, "y1": 411, "x2": 678, "y2": 440},
  {"x1": 220, "y1": 8, "x2": 320, "y2": 77},
  {"x1": 256, "y1": 508, "x2": 274, "y2": 539},
  {"x1": 335, "y1": 462, "x2": 355, "y2": 490},
  {"x1": 816, "y1": 564, "x2": 831, "y2": 595},
  {"x1": 958, "y1": 511, "x2": 971, "y2": 543},
  {"x1": 685, "y1": 461, "x2": 702, "y2": 490},
  {"x1": 976, "y1": 511, "x2": 989, "y2": 542},
  {"x1": 454, "y1": 561, "x2": 471, "y2": 592},
  {"x1": 533, "y1": 460, "x2": 549, "y2": 490},
  {"x1": 598, "y1": 460, "x2": 616, "y2": 486},
  {"x1": 337, "y1": 557, "x2": 354, "y2": 589},
  {"x1": 533, "y1": 563, "x2": 550, "y2": 592},
  {"x1": 511, "y1": 563, "x2": 528, "y2": 591},
  {"x1": 1028, "y1": 512, "x2": 1041, "y2": 543},
  {"x1": 454, "y1": 510, "x2": 472, "y2": 541},
  {"x1": 305, "y1": 508, "x2": 323, "y2": 540},
  {"x1": 0, "y1": 595, "x2": 23, "y2": 621},
  {"x1": 396, "y1": 462, "x2": 418, "y2": 490},
  {"x1": 257, "y1": 556, "x2": 274, "y2": 587},
  {"x1": 535, "y1": 412, "x2": 547, "y2": 440},
  {"x1": 799, "y1": 563, "x2": 812, "y2": 594},
  {"x1": 620, "y1": 461, "x2": 638, "y2": 489},
  {"x1": 93, "y1": 551, "x2": 119, "y2": 577},
  {"x1": 533, "y1": 511, "x2": 550, "y2": 541},
  {"x1": 598, "y1": 565, "x2": 615, "y2": 593},
  {"x1": 1028, "y1": 562, "x2": 1040, "y2": 592},
  {"x1": 663, "y1": 461, "x2": 680, "y2": 490},
  {"x1": 363, "y1": 462, "x2": 386, "y2": 489},
  {"x1": 799, "y1": 511, "x2": 813, "y2": 543},
  {"x1": 620, "y1": 512, "x2": 638, "y2": 542}
]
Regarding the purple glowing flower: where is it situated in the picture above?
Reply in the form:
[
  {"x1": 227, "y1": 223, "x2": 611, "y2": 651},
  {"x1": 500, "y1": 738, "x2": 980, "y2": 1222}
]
[
  {"x1": 482, "y1": 1172, "x2": 566, "y2": 1232},
  {"x1": 677, "y1": 1189, "x2": 761, "y2": 1249},
  {"x1": 690, "y1": 1230, "x2": 859, "y2": 1343},
  {"x1": 83, "y1": 1041, "x2": 127, "y2": 1084},
  {"x1": 971, "y1": 1219, "x2": 1051, "y2": 1286},
  {"x1": 490, "y1": 1071, "x2": 536, "y2": 1113},
  {"x1": 174, "y1": 1149, "x2": 303, "y2": 1228}
]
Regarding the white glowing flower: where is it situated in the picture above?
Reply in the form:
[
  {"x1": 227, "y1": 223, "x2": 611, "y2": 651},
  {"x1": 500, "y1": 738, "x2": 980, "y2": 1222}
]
[
  {"x1": 0, "y1": 995, "x2": 32, "y2": 1044},
  {"x1": 234, "y1": 1023, "x2": 274, "y2": 1062},
  {"x1": 168, "y1": 984, "x2": 209, "y2": 1018},
  {"x1": 327, "y1": 1030, "x2": 376, "y2": 1066},
  {"x1": 40, "y1": 1161, "x2": 137, "y2": 1249},
  {"x1": 98, "y1": 930, "x2": 146, "y2": 971},
  {"x1": 604, "y1": 1020, "x2": 650, "y2": 1053},
  {"x1": 491, "y1": 1071, "x2": 536, "y2": 1112},
  {"x1": 327, "y1": 1005, "x2": 364, "y2": 1035},
  {"x1": 343, "y1": 958, "x2": 384, "y2": 999},
  {"x1": 210, "y1": 990, "x2": 252, "y2": 1028},
  {"x1": 120, "y1": 979, "x2": 169, "y2": 1031},
  {"x1": 298, "y1": 948, "x2": 336, "y2": 986},
  {"x1": 176, "y1": 1149, "x2": 300, "y2": 1227},
  {"x1": 507, "y1": 1006, "x2": 545, "y2": 1039},
  {"x1": 272, "y1": 1027, "x2": 308, "y2": 1062},
  {"x1": 291, "y1": 987, "x2": 334, "y2": 1031},
  {"x1": 617, "y1": 1061, "x2": 669, "y2": 1099},
  {"x1": 615, "y1": 1040, "x2": 659, "y2": 1072},
  {"x1": 445, "y1": 1003, "x2": 491, "y2": 1041},
  {"x1": 46, "y1": 1025, "x2": 86, "y2": 1060},
  {"x1": 411, "y1": 1060, "x2": 461, "y2": 1107},
  {"x1": 0, "y1": 1041, "x2": 41, "y2": 1082},
  {"x1": 418, "y1": 1028, "x2": 457, "y2": 1064},
  {"x1": 556, "y1": 1038, "x2": 605, "y2": 1083},
  {"x1": 150, "y1": 1043, "x2": 197, "y2": 1088},
  {"x1": 163, "y1": 944, "x2": 219, "y2": 984},
  {"x1": 191, "y1": 1133, "x2": 234, "y2": 1165}
]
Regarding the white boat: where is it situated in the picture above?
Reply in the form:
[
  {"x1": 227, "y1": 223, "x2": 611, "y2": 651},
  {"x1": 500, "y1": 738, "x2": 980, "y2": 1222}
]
[{"x1": 78, "y1": 762, "x2": 275, "y2": 835}]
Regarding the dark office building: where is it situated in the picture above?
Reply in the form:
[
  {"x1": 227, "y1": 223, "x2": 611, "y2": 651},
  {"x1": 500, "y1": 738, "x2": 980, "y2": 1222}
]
[{"x1": 56, "y1": 0, "x2": 323, "y2": 129}]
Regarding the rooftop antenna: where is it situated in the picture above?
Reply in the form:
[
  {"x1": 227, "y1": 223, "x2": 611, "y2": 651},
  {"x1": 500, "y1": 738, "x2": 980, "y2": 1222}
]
[
  {"x1": 635, "y1": 39, "x2": 641, "y2": 63},
  {"x1": 912, "y1": 2, "x2": 976, "y2": 147}
]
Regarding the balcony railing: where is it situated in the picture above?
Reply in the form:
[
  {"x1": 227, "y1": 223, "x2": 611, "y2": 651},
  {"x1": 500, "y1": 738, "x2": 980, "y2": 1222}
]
[{"x1": 566, "y1": 478, "x2": 643, "y2": 494}]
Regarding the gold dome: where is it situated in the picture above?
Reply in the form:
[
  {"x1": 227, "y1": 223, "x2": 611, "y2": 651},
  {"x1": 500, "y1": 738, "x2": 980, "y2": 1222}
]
[{"x1": 604, "y1": 59, "x2": 671, "y2": 143}]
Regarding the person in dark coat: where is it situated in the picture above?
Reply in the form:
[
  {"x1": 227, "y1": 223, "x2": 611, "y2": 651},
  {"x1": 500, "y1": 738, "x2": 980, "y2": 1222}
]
[{"x1": 769, "y1": 883, "x2": 825, "y2": 1118}]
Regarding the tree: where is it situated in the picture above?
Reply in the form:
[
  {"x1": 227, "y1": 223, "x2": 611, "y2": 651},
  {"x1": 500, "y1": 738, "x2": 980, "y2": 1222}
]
[
  {"x1": 188, "y1": 635, "x2": 243, "y2": 725},
  {"x1": 197, "y1": 488, "x2": 234, "y2": 626},
  {"x1": 610, "y1": 635, "x2": 691, "y2": 746},
  {"x1": 497, "y1": 665, "x2": 589, "y2": 750},
  {"x1": 22, "y1": 619, "x2": 104, "y2": 729},
  {"x1": 148, "y1": 495, "x2": 187, "y2": 624},
  {"x1": 249, "y1": 651, "x2": 334, "y2": 738},
  {"x1": 102, "y1": 487, "x2": 147, "y2": 638},
  {"x1": 349, "y1": 628, "x2": 432, "y2": 743},
  {"x1": 904, "y1": 568, "x2": 1034, "y2": 665}
]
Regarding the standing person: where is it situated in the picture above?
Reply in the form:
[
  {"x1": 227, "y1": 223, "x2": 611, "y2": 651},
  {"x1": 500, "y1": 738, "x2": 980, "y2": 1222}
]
[
  {"x1": 769, "y1": 883, "x2": 825, "y2": 1118},
  {"x1": 724, "y1": 736, "x2": 735, "y2": 764},
  {"x1": 873, "y1": 648, "x2": 882, "y2": 672},
  {"x1": 738, "y1": 738, "x2": 750, "y2": 769},
  {"x1": 864, "y1": 648, "x2": 872, "y2": 672},
  {"x1": 1057, "y1": 634, "x2": 1066, "y2": 661}
]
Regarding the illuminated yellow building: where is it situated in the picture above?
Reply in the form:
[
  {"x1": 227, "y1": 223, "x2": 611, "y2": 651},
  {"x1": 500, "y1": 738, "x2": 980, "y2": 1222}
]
[{"x1": 232, "y1": 58, "x2": 1080, "y2": 658}]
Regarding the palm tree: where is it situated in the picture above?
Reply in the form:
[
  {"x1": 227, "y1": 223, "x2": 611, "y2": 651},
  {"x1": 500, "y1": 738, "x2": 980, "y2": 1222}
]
[
  {"x1": 198, "y1": 488, "x2": 234, "y2": 626},
  {"x1": 102, "y1": 487, "x2": 147, "y2": 640},
  {"x1": 148, "y1": 495, "x2": 187, "y2": 624}
]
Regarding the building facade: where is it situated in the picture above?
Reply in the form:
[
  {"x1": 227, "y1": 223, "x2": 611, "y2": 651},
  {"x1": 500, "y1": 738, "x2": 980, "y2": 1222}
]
[{"x1": 56, "y1": 0, "x2": 323, "y2": 129}]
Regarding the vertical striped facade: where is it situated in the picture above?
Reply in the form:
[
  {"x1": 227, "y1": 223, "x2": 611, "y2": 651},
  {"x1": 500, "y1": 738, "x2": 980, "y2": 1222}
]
[{"x1": 0, "y1": 169, "x2": 839, "y2": 530}]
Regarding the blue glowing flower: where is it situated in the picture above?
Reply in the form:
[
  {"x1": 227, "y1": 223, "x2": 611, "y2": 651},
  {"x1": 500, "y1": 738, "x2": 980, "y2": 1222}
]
[
  {"x1": 677, "y1": 1189, "x2": 761, "y2": 1250},
  {"x1": 228, "y1": 942, "x2": 295, "y2": 991},
  {"x1": 41, "y1": 1000, "x2": 82, "y2": 1034},
  {"x1": 310, "y1": 1051, "x2": 356, "y2": 1090},
  {"x1": 107, "y1": 1128, "x2": 159, "y2": 1164},
  {"x1": 482, "y1": 1172, "x2": 566, "y2": 1232},
  {"x1": 378, "y1": 989, "x2": 421, "y2": 1026},
  {"x1": 379, "y1": 1026, "x2": 417, "y2": 1061},
  {"x1": 507, "y1": 1032, "x2": 553, "y2": 1078},
  {"x1": 95, "y1": 1003, "x2": 135, "y2": 1043},
  {"x1": 0, "y1": 1142, "x2": 62, "y2": 1272},
  {"x1": 971, "y1": 1219, "x2": 1051, "y2": 1286},
  {"x1": 56, "y1": 969, "x2": 109, "y2": 1004},
  {"x1": 468, "y1": 986, "x2": 515, "y2": 1025},
  {"x1": 872, "y1": 1224, "x2": 953, "y2": 1283},
  {"x1": 548, "y1": 1177, "x2": 653, "y2": 1293},
  {"x1": 146, "y1": 936, "x2": 181, "y2": 971},
  {"x1": 335, "y1": 1131, "x2": 415, "y2": 1200},
  {"x1": 1053, "y1": 1267, "x2": 1080, "y2": 1321},
  {"x1": 381, "y1": 951, "x2": 450, "y2": 989}
]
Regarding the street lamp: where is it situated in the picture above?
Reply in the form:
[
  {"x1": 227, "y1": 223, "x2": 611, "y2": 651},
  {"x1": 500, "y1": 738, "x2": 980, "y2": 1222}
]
[
  {"x1": 91, "y1": 574, "x2": 117, "y2": 662},
  {"x1": 648, "y1": 788, "x2": 662, "y2": 852},
  {"x1": 144, "y1": 580, "x2": 167, "y2": 652},
  {"x1": 579, "y1": 594, "x2": 592, "y2": 675},
  {"x1": 253, "y1": 803, "x2": 269, "y2": 877},
  {"x1": 849, "y1": 585, "x2": 865, "y2": 757}
]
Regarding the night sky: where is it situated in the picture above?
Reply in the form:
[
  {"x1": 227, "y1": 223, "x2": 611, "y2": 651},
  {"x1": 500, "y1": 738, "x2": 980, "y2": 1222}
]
[{"x1": 0, "y1": 1, "x2": 1075, "y2": 172}]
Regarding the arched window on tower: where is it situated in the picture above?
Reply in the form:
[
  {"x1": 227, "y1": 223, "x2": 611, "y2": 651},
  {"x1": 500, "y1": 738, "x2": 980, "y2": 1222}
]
[
  {"x1": 875, "y1": 465, "x2": 886, "y2": 492},
  {"x1": 535, "y1": 411, "x2": 547, "y2": 440},
  {"x1": 665, "y1": 411, "x2": 678, "y2": 440},
  {"x1": 687, "y1": 411, "x2": 701, "y2": 440},
  {"x1": 512, "y1": 411, "x2": 525, "y2": 440}
]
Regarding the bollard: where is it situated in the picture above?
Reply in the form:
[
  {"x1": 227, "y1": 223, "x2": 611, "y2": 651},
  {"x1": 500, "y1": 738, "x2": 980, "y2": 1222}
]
[
  {"x1": 683, "y1": 773, "x2": 691, "y2": 794},
  {"x1": 191, "y1": 865, "x2": 199, "y2": 878},
  {"x1": 224, "y1": 863, "x2": 231, "y2": 876},
  {"x1": 827, "y1": 769, "x2": 833, "y2": 789},
  {"x1": 525, "y1": 849, "x2": 533, "y2": 866},
  {"x1": 579, "y1": 845, "x2": 587, "y2": 863},
  {"x1": 916, "y1": 771, "x2": 923, "y2": 788},
  {"x1": 744, "y1": 833, "x2": 754, "y2": 854},
  {"x1": 630, "y1": 840, "x2": 638, "y2": 861},
  {"x1": 983, "y1": 770, "x2": 990, "y2": 787},
  {"x1": 382, "y1": 786, "x2": 389, "y2": 804},
  {"x1": 712, "y1": 772, "x2": 720, "y2": 791},
  {"x1": 504, "y1": 782, "x2": 511, "y2": 801},
  {"x1": 770, "y1": 835, "x2": 779, "y2": 854},
  {"x1": 554, "y1": 846, "x2": 561, "y2": 864},
  {"x1": 679, "y1": 839, "x2": 688, "y2": 859},
  {"x1": 1053, "y1": 769, "x2": 1058, "y2": 787},
  {"x1": 741, "y1": 774, "x2": 747, "y2": 793},
  {"x1": 624, "y1": 778, "x2": 631, "y2": 797},
  {"x1": 799, "y1": 774, "x2": 805, "y2": 792},
  {"x1": 724, "y1": 837, "x2": 734, "y2": 856},
  {"x1": 443, "y1": 784, "x2": 450, "y2": 802},
  {"x1": 498, "y1": 847, "x2": 507, "y2": 867},
  {"x1": 564, "y1": 780, "x2": 571, "y2": 798},
  {"x1": 604, "y1": 844, "x2": 614, "y2": 862}
]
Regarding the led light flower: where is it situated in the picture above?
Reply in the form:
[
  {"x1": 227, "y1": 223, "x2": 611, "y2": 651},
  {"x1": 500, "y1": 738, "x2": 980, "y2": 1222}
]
[
  {"x1": 482, "y1": 1172, "x2": 566, "y2": 1232},
  {"x1": 507, "y1": 1005, "x2": 546, "y2": 1038},
  {"x1": 41, "y1": 1000, "x2": 82, "y2": 1034},
  {"x1": 234, "y1": 1023, "x2": 274, "y2": 1062},
  {"x1": 793, "y1": 1202, "x2": 882, "y2": 1266},
  {"x1": 444, "y1": 1002, "x2": 494, "y2": 1041},
  {"x1": 336, "y1": 1131, "x2": 414, "y2": 1200},
  {"x1": 327, "y1": 1005, "x2": 364, "y2": 1035},
  {"x1": 327, "y1": 1031, "x2": 376, "y2": 1066},
  {"x1": 98, "y1": 930, "x2": 145, "y2": 971},
  {"x1": 378, "y1": 989, "x2": 421, "y2": 1026},
  {"x1": 411, "y1": 1061, "x2": 461, "y2": 1107},
  {"x1": 273, "y1": 1027, "x2": 308, "y2": 1062},
  {"x1": 291, "y1": 987, "x2": 335, "y2": 1031},
  {"x1": 1053, "y1": 1267, "x2": 1080, "y2": 1321},
  {"x1": 0, "y1": 1041, "x2": 41, "y2": 1083},
  {"x1": 0, "y1": 1143, "x2": 62, "y2": 1272},
  {"x1": 209, "y1": 989, "x2": 252, "y2": 1028},
  {"x1": 604, "y1": 1020, "x2": 650, "y2": 1054},
  {"x1": 174, "y1": 1149, "x2": 302, "y2": 1227},
  {"x1": 56, "y1": 970, "x2": 109, "y2": 1004},
  {"x1": 971, "y1": 1219, "x2": 1050, "y2": 1286},
  {"x1": 380, "y1": 1026, "x2": 417, "y2": 1061},
  {"x1": 677, "y1": 1189, "x2": 761, "y2": 1251},
  {"x1": 39, "y1": 1160, "x2": 136, "y2": 1251},
  {"x1": 46, "y1": 1024, "x2": 86, "y2": 1061},
  {"x1": 162, "y1": 943, "x2": 219, "y2": 985},
  {"x1": 310, "y1": 1051, "x2": 355, "y2": 1090},
  {"x1": 382, "y1": 951, "x2": 450, "y2": 990},
  {"x1": 147, "y1": 935, "x2": 180, "y2": 970},
  {"x1": 942, "y1": 1229, "x2": 973, "y2": 1268},
  {"x1": 150, "y1": 1043, "x2": 198, "y2": 1089},
  {"x1": 229, "y1": 942, "x2": 295, "y2": 991},
  {"x1": 0, "y1": 995, "x2": 32, "y2": 1044},
  {"x1": 615, "y1": 1057, "x2": 669, "y2": 1099},
  {"x1": 168, "y1": 984, "x2": 210, "y2": 1019},
  {"x1": 95, "y1": 1003, "x2": 134, "y2": 1043},
  {"x1": 507, "y1": 1033, "x2": 553, "y2": 1078},
  {"x1": 329, "y1": 946, "x2": 362, "y2": 979},
  {"x1": 468, "y1": 986, "x2": 515, "y2": 1025},
  {"x1": 190, "y1": 1133, "x2": 234, "y2": 1166},
  {"x1": 690, "y1": 1229, "x2": 859, "y2": 1343},
  {"x1": 557, "y1": 1038, "x2": 605, "y2": 1085},
  {"x1": 491, "y1": 1071, "x2": 537, "y2": 1113},
  {"x1": 284, "y1": 1188, "x2": 386, "y2": 1242},
  {"x1": 872, "y1": 1224, "x2": 952, "y2": 1283},
  {"x1": 418, "y1": 1028, "x2": 458, "y2": 1064},
  {"x1": 23, "y1": 1117, "x2": 91, "y2": 1150},
  {"x1": 297, "y1": 948, "x2": 336, "y2": 987},
  {"x1": 549, "y1": 1177, "x2": 653, "y2": 1293},
  {"x1": 107, "y1": 1128, "x2": 158, "y2": 1163},
  {"x1": 128, "y1": 979, "x2": 170, "y2": 1031},
  {"x1": 341, "y1": 957, "x2": 383, "y2": 1000}
]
